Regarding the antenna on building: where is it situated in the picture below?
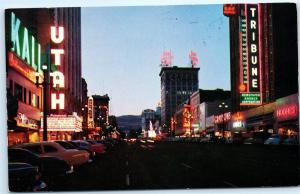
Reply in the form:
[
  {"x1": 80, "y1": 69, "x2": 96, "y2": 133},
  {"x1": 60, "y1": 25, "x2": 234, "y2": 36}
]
[
  {"x1": 189, "y1": 50, "x2": 198, "y2": 68},
  {"x1": 160, "y1": 50, "x2": 173, "y2": 67}
]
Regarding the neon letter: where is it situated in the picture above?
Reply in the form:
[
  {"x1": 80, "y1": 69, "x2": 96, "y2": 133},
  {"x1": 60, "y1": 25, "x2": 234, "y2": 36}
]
[
  {"x1": 11, "y1": 12, "x2": 21, "y2": 56},
  {"x1": 51, "y1": 26, "x2": 64, "y2": 44},
  {"x1": 22, "y1": 28, "x2": 30, "y2": 64},
  {"x1": 252, "y1": 79, "x2": 258, "y2": 88},
  {"x1": 51, "y1": 49, "x2": 64, "y2": 66},
  {"x1": 50, "y1": 71, "x2": 65, "y2": 88},
  {"x1": 51, "y1": 93, "x2": 65, "y2": 109}
]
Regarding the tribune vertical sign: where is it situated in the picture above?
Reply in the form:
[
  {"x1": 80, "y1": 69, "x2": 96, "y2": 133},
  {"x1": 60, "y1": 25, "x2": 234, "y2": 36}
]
[
  {"x1": 50, "y1": 26, "x2": 65, "y2": 110},
  {"x1": 240, "y1": 4, "x2": 262, "y2": 106}
]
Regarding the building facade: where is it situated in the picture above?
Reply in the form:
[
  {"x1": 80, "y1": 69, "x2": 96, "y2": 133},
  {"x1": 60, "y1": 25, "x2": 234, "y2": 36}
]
[
  {"x1": 224, "y1": 3, "x2": 298, "y2": 138},
  {"x1": 224, "y1": 3, "x2": 298, "y2": 112},
  {"x1": 159, "y1": 66, "x2": 199, "y2": 132},
  {"x1": 92, "y1": 94, "x2": 110, "y2": 134},
  {"x1": 6, "y1": 8, "x2": 83, "y2": 144}
]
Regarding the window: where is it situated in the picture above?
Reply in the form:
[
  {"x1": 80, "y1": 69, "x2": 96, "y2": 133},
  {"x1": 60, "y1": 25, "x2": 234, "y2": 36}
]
[
  {"x1": 37, "y1": 96, "x2": 40, "y2": 109},
  {"x1": 23, "y1": 88, "x2": 27, "y2": 104},
  {"x1": 43, "y1": 145, "x2": 58, "y2": 153},
  {"x1": 29, "y1": 91, "x2": 32, "y2": 105},
  {"x1": 32, "y1": 94, "x2": 36, "y2": 107},
  {"x1": 14, "y1": 83, "x2": 23, "y2": 102},
  {"x1": 23, "y1": 145, "x2": 43, "y2": 154}
]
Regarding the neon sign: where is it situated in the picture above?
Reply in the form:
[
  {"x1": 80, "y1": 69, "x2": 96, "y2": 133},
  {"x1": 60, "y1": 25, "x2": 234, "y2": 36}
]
[
  {"x1": 10, "y1": 12, "x2": 42, "y2": 74},
  {"x1": 240, "y1": 4, "x2": 262, "y2": 106},
  {"x1": 214, "y1": 112, "x2": 231, "y2": 124},
  {"x1": 240, "y1": 93, "x2": 261, "y2": 105},
  {"x1": 50, "y1": 26, "x2": 65, "y2": 110},
  {"x1": 189, "y1": 50, "x2": 198, "y2": 67},
  {"x1": 275, "y1": 104, "x2": 298, "y2": 121},
  {"x1": 160, "y1": 50, "x2": 173, "y2": 66},
  {"x1": 182, "y1": 106, "x2": 191, "y2": 129},
  {"x1": 223, "y1": 4, "x2": 237, "y2": 16},
  {"x1": 87, "y1": 97, "x2": 94, "y2": 128}
]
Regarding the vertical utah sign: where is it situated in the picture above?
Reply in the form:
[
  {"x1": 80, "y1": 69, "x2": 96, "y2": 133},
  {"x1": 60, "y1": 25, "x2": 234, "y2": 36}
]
[{"x1": 50, "y1": 26, "x2": 65, "y2": 110}]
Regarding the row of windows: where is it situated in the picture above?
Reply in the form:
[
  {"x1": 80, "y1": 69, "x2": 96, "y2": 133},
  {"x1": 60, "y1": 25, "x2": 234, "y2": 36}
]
[{"x1": 10, "y1": 80, "x2": 40, "y2": 109}]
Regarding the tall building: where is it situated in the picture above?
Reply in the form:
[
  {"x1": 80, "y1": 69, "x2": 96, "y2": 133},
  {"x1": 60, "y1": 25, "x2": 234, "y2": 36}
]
[
  {"x1": 223, "y1": 3, "x2": 298, "y2": 112},
  {"x1": 141, "y1": 109, "x2": 156, "y2": 131},
  {"x1": 81, "y1": 78, "x2": 88, "y2": 130},
  {"x1": 92, "y1": 94, "x2": 110, "y2": 131},
  {"x1": 159, "y1": 66, "x2": 199, "y2": 130}
]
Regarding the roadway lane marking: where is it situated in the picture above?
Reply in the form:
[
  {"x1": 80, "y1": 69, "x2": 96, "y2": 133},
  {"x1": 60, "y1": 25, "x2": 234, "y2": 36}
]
[
  {"x1": 181, "y1": 163, "x2": 193, "y2": 169},
  {"x1": 223, "y1": 181, "x2": 237, "y2": 188},
  {"x1": 126, "y1": 174, "x2": 130, "y2": 186}
]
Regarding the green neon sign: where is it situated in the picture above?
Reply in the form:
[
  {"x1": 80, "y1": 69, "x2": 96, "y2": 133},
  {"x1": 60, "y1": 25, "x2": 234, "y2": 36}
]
[
  {"x1": 240, "y1": 93, "x2": 261, "y2": 104},
  {"x1": 10, "y1": 12, "x2": 43, "y2": 73}
]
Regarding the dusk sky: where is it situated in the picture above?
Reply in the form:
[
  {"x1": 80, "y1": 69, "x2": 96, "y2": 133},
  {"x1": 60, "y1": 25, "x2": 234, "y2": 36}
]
[{"x1": 81, "y1": 4, "x2": 230, "y2": 116}]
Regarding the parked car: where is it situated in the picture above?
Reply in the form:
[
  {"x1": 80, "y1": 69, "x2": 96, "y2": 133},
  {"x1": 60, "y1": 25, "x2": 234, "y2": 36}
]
[
  {"x1": 8, "y1": 148, "x2": 73, "y2": 176},
  {"x1": 9, "y1": 162, "x2": 46, "y2": 192},
  {"x1": 14, "y1": 142, "x2": 90, "y2": 166},
  {"x1": 282, "y1": 137, "x2": 299, "y2": 145},
  {"x1": 72, "y1": 140, "x2": 106, "y2": 156},
  {"x1": 264, "y1": 135, "x2": 282, "y2": 145},
  {"x1": 243, "y1": 137, "x2": 264, "y2": 145}
]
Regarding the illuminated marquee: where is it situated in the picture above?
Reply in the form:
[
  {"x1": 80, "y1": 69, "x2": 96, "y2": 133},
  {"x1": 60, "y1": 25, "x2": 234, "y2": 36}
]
[
  {"x1": 41, "y1": 115, "x2": 82, "y2": 132},
  {"x1": 240, "y1": 4, "x2": 262, "y2": 106},
  {"x1": 10, "y1": 12, "x2": 42, "y2": 74},
  {"x1": 50, "y1": 26, "x2": 65, "y2": 110}
]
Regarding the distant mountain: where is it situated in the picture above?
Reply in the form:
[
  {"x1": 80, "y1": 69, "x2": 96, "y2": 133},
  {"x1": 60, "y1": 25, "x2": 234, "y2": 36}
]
[{"x1": 116, "y1": 115, "x2": 141, "y2": 131}]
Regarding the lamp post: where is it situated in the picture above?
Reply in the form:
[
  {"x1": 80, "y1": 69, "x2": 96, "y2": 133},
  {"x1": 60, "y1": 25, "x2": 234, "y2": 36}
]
[
  {"x1": 35, "y1": 64, "x2": 49, "y2": 141},
  {"x1": 218, "y1": 102, "x2": 228, "y2": 139}
]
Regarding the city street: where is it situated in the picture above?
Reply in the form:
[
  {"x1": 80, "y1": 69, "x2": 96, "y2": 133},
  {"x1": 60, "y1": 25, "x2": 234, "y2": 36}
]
[{"x1": 47, "y1": 141, "x2": 300, "y2": 191}]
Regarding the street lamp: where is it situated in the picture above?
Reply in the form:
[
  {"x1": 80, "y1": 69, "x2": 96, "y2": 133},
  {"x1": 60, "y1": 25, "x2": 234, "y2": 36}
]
[
  {"x1": 218, "y1": 102, "x2": 229, "y2": 139},
  {"x1": 35, "y1": 64, "x2": 49, "y2": 141}
]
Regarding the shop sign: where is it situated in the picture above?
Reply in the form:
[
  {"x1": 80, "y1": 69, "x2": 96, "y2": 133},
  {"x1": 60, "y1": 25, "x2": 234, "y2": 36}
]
[
  {"x1": 16, "y1": 113, "x2": 38, "y2": 130},
  {"x1": 275, "y1": 104, "x2": 298, "y2": 121},
  {"x1": 233, "y1": 121, "x2": 243, "y2": 128},
  {"x1": 10, "y1": 12, "x2": 42, "y2": 73},
  {"x1": 50, "y1": 26, "x2": 65, "y2": 110},
  {"x1": 214, "y1": 112, "x2": 231, "y2": 124},
  {"x1": 240, "y1": 93, "x2": 261, "y2": 105}
]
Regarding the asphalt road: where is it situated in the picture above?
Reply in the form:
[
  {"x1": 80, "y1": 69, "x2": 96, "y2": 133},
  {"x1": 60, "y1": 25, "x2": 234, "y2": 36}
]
[{"x1": 47, "y1": 141, "x2": 300, "y2": 191}]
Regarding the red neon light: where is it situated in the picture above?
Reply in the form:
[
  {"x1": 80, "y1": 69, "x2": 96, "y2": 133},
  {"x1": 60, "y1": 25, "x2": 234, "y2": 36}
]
[
  {"x1": 276, "y1": 104, "x2": 298, "y2": 121},
  {"x1": 8, "y1": 52, "x2": 38, "y2": 83},
  {"x1": 223, "y1": 4, "x2": 237, "y2": 16},
  {"x1": 214, "y1": 112, "x2": 231, "y2": 124},
  {"x1": 258, "y1": 4, "x2": 263, "y2": 105},
  {"x1": 239, "y1": 84, "x2": 246, "y2": 92},
  {"x1": 245, "y1": 4, "x2": 250, "y2": 92}
]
